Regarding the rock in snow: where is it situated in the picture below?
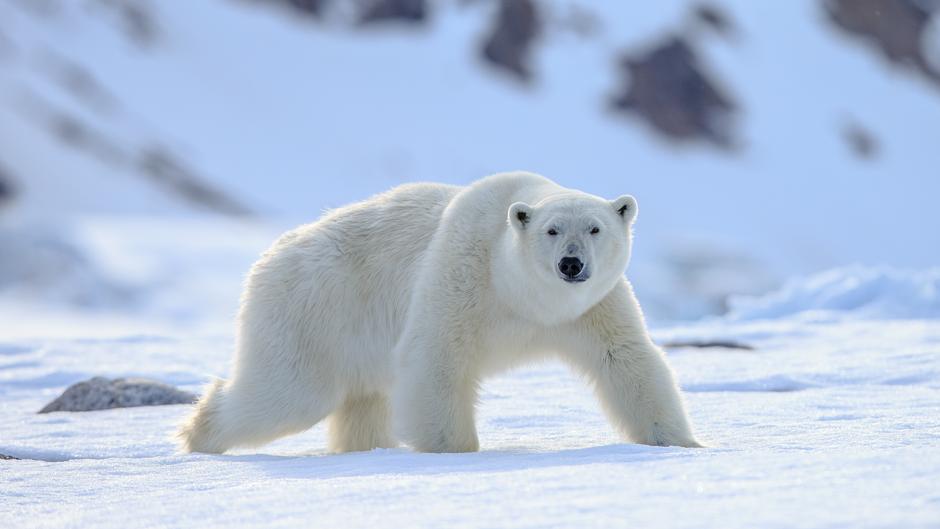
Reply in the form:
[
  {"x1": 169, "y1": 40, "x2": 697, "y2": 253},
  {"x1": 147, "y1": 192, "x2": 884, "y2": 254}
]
[
  {"x1": 611, "y1": 36, "x2": 738, "y2": 149},
  {"x1": 38, "y1": 377, "x2": 196, "y2": 414},
  {"x1": 480, "y1": 0, "x2": 542, "y2": 81}
]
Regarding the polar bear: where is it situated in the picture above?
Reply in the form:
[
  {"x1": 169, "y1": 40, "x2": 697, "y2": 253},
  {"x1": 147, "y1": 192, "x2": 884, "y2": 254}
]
[{"x1": 178, "y1": 171, "x2": 701, "y2": 454}]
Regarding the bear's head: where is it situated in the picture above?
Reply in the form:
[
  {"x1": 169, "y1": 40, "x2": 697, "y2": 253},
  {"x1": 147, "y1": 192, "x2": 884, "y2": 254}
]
[{"x1": 501, "y1": 192, "x2": 637, "y2": 324}]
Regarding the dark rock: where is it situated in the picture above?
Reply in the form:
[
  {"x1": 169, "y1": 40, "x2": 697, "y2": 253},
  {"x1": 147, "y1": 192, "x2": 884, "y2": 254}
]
[
  {"x1": 23, "y1": 91, "x2": 250, "y2": 217},
  {"x1": 842, "y1": 121, "x2": 880, "y2": 159},
  {"x1": 480, "y1": 0, "x2": 542, "y2": 81},
  {"x1": 45, "y1": 53, "x2": 120, "y2": 115},
  {"x1": 138, "y1": 147, "x2": 253, "y2": 216},
  {"x1": 358, "y1": 0, "x2": 427, "y2": 24},
  {"x1": 662, "y1": 340, "x2": 755, "y2": 351},
  {"x1": 0, "y1": 165, "x2": 13, "y2": 207},
  {"x1": 48, "y1": 111, "x2": 126, "y2": 165},
  {"x1": 692, "y1": 3, "x2": 737, "y2": 39},
  {"x1": 96, "y1": 0, "x2": 160, "y2": 47},
  {"x1": 288, "y1": 0, "x2": 329, "y2": 17},
  {"x1": 0, "y1": 453, "x2": 20, "y2": 460},
  {"x1": 243, "y1": 0, "x2": 329, "y2": 19},
  {"x1": 611, "y1": 36, "x2": 738, "y2": 149},
  {"x1": 824, "y1": 0, "x2": 940, "y2": 88},
  {"x1": 39, "y1": 377, "x2": 197, "y2": 413}
]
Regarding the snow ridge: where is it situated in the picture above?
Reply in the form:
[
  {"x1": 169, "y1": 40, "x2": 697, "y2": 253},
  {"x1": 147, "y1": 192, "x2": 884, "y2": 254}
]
[{"x1": 728, "y1": 265, "x2": 940, "y2": 320}]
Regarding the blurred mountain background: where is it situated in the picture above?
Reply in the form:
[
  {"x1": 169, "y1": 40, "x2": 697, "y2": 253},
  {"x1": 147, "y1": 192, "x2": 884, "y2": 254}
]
[{"x1": 1, "y1": 0, "x2": 939, "y2": 326}]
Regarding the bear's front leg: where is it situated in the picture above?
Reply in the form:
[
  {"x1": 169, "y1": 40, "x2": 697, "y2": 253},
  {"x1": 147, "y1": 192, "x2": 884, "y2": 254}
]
[
  {"x1": 395, "y1": 329, "x2": 481, "y2": 453},
  {"x1": 564, "y1": 280, "x2": 702, "y2": 448}
]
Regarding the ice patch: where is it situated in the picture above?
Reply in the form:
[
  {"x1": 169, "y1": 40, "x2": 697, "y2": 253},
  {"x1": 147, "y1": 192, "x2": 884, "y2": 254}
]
[{"x1": 727, "y1": 266, "x2": 940, "y2": 321}]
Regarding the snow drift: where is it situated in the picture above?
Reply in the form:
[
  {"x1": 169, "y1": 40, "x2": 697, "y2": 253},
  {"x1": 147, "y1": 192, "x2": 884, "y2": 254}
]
[{"x1": 728, "y1": 265, "x2": 940, "y2": 320}]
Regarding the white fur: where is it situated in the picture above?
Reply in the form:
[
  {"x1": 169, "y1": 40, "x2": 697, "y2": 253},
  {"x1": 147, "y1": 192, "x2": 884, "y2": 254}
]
[{"x1": 178, "y1": 171, "x2": 701, "y2": 454}]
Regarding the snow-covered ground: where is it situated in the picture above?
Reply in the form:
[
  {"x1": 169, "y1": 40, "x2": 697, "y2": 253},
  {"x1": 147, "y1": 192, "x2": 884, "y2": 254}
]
[
  {"x1": 2, "y1": 253, "x2": 940, "y2": 528},
  {"x1": 1, "y1": 318, "x2": 938, "y2": 528}
]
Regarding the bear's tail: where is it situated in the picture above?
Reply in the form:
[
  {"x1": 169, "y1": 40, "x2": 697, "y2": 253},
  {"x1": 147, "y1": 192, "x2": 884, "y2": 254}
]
[{"x1": 177, "y1": 378, "x2": 230, "y2": 454}]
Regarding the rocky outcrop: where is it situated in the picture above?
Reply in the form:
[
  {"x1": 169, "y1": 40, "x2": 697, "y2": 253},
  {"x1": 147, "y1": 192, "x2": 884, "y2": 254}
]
[
  {"x1": 0, "y1": 163, "x2": 13, "y2": 207},
  {"x1": 18, "y1": 91, "x2": 251, "y2": 216},
  {"x1": 95, "y1": 0, "x2": 160, "y2": 47},
  {"x1": 824, "y1": 0, "x2": 940, "y2": 88},
  {"x1": 240, "y1": 0, "x2": 329, "y2": 20},
  {"x1": 359, "y1": 0, "x2": 427, "y2": 24},
  {"x1": 610, "y1": 36, "x2": 738, "y2": 149},
  {"x1": 842, "y1": 120, "x2": 880, "y2": 159},
  {"x1": 240, "y1": 0, "x2": 428, "y2": 25},
  {"x1": 39, "y1": 377, "x2": 196, "y2": 413},
  {"x1": 480, "y1": 0, "x2": 542, "y2": 81},
  {"x1": 138, "y1": 146, "x2": 253, "y2": 217},
  {"x1": 692, "y1": 3, "x2": 737, "y2": 39},
  {"x1": 286, "y1": 0, "x2": 328, "y2": 17}
]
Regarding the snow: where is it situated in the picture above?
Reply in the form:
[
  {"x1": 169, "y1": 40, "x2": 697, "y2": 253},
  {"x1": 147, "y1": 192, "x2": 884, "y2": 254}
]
[
  {"x1": 728, "y1": 266, "x2": 940, "y2": 321},
  {"x1": 2, "y1": 311, "x2": 939, "y2": 528},
  {"x1": 0, "y1": 217, "x2": 278, "y2": 337},
  {"x1": 1, "y1": 236, "x2": 939, "y2": 528}
]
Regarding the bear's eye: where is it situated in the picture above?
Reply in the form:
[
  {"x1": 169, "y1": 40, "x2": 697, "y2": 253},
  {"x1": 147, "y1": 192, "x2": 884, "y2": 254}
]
[
  {"x1": 547, "y1": 228, "x2": 558, "y2": 236},
  {"x1": 590, "y1": 227, "x2": 600, "y2": 235}
]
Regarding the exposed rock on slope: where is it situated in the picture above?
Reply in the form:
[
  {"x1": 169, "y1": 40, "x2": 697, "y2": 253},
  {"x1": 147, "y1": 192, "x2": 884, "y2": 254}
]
[
  {"x1": 692, "y1": 2, "x2": 737, "y2": 40},
  {"x1": 825, "y1": 0, "x2": 940, "y2": 88},
  {"x1": 242, "y1": 0, "x2": 329, "y2": 19},
  {"x1": 138, "y1": 147, "x2": 253, "y2": 217},
  {"x1": 842, "y1": 120, "x2": 880, "y2": 159},
  {"x1": 94, "y1": 0, "x2": 161, "y2": 47},
  {"x1": 610, "y1": 36, "x2": 738, "y2": 149},
  {"x1": 249, "y1": 0, "x2": 428, "y2": 24},
  {"x1": 480, "y1": 0, "x2": 542, "y2": 81},
  {"x1": 359, "y1": 0, "x2": 428, "y2": 24},
  {"x1": 0, "y1": 163, "x2": 13, "y2": 207}
]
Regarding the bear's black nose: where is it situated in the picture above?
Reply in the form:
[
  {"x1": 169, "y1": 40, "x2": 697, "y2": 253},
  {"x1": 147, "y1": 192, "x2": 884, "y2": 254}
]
[{"x1": 558, "y1": 257, "x2": 583, "y2": 278}]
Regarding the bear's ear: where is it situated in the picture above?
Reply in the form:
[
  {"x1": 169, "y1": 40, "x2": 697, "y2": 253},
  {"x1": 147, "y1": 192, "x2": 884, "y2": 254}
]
[
  {"x1": 611, "y1": 195, "x2": 638, "y2": 224},
  {"x1": 508, "y1": 202, "x2": 533, "y2": 230}
]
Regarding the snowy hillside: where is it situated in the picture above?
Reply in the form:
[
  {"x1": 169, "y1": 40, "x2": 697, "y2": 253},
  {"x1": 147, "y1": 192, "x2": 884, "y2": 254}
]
[{"x1": 2, "y1": 0, "x2": 940, "y2": 321}]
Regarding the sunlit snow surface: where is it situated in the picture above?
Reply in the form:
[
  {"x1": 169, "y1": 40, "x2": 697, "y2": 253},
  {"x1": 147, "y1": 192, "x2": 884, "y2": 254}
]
[{"x1": 3, "y1": 298, "x2": 939, "y2": 527}]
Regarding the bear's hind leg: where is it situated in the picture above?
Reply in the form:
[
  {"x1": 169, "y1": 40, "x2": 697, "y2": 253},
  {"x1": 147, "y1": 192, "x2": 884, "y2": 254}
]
[
  {"x1": 328, "y1": 393, "x2": 396, "y2": 453},
  {"x1": 178, "y1": 374, "x2": 341, "y2": 454}
]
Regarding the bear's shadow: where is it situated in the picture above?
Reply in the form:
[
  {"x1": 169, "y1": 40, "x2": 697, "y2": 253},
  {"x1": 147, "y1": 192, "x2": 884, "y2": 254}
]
[{"x1": 225, "y1": 443, "x2": 701, "y2": 480}]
